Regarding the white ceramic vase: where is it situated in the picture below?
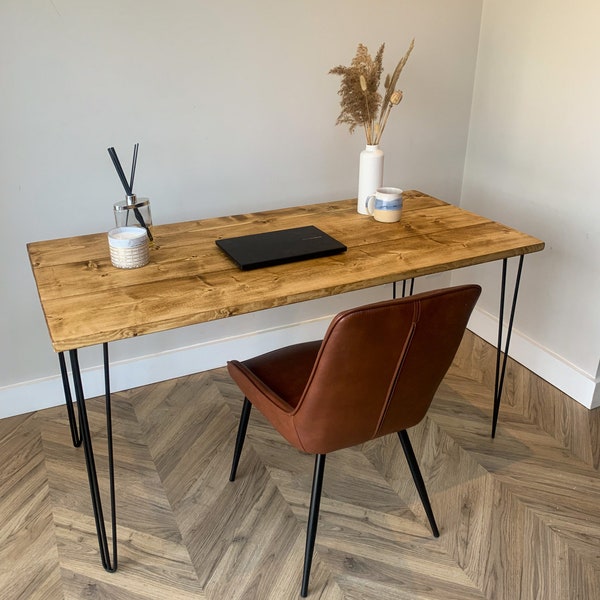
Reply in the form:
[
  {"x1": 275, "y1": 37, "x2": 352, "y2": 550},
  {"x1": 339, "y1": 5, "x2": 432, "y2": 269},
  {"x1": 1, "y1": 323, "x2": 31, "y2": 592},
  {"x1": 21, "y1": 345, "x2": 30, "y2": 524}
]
[{"x1": 357, "y1": 144, "x2": 384, "y2": 215}]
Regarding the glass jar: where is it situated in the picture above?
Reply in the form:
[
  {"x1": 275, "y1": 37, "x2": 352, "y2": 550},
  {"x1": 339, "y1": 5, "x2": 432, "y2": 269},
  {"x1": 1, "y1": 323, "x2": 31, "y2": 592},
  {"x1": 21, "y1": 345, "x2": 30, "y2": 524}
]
[{"x1": 113, "y1": 195, "x2": 153, "y2": 243}]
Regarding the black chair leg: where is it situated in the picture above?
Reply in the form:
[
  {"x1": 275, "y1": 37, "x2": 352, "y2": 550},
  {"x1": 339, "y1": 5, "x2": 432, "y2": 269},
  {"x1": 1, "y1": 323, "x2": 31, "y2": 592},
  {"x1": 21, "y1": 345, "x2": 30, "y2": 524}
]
[
  {"x1": 229, "y1": 398, "x2": 252, "y2": 482},
  {"x1": 301, "y1": 453, "x2": 326, "y2": 598},
  {"x1": 397, "y1": 430, "x2": 440, "y2": 537}
]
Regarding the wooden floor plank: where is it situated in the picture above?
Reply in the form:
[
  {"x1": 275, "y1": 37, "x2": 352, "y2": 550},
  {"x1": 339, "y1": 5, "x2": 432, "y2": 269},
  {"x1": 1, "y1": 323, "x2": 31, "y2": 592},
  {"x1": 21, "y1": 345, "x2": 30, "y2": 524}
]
[
  {"x1": 0, "y1": 414, "x2": 63, "y2": 600},
  {"x1": 1, "y1": 331, "x2": 598, "y2": 599}
]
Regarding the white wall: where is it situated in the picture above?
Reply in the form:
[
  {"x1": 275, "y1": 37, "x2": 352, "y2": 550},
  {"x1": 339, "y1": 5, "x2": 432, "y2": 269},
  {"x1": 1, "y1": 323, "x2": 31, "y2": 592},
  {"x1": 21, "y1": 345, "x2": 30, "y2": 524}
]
[
  {"x1": 454, "y1": 0, "x2": 600, "y2": 407},
  {"x1": 0, "y1": 1, "x2": 483, "y2": 417}
]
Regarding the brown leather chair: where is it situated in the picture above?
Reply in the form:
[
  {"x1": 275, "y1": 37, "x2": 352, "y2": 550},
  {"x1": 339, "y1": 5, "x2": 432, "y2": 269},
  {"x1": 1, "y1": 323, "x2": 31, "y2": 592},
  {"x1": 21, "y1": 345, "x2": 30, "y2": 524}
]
[{"x1": 227, "y1": 284, "x2": 481, "y2": 596}]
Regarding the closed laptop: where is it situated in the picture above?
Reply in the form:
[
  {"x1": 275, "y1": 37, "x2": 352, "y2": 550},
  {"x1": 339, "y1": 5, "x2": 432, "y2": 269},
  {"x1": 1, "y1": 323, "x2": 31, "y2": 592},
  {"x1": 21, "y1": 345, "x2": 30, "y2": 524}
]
[{"x1": 216, "y1": 225, "x2": 347, "y2": 270}]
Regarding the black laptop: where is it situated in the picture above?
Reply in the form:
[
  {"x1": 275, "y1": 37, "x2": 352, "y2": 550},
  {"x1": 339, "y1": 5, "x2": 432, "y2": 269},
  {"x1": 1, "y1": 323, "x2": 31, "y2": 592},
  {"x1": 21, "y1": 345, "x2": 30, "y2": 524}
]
[{"x1": 215, "y1": 225, "x2": 347, "y2": 270}]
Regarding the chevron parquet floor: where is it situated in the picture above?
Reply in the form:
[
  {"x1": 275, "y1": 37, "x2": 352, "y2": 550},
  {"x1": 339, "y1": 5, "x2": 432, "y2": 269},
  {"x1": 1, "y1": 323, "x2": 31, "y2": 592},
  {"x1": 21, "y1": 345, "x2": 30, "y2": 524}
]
[{"x1": 1, "y1": 332, "x2": 599, "y2": 599}]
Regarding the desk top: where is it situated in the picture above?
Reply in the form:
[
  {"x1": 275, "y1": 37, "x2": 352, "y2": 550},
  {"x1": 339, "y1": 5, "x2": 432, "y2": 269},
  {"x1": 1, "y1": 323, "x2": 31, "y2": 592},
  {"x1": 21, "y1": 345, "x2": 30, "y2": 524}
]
[{"x1": 27, "y1": 191, "x2": 544, "y2": 352}]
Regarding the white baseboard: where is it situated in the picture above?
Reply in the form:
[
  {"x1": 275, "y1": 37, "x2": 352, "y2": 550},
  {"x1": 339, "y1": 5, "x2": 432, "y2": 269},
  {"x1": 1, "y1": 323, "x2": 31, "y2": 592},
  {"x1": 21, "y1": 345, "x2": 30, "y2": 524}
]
[
  {"x1": 3, "y1": 304, "x2": 597, "y2": 420},
  {"x1": 0, "y1": 316, "x2": 334, "y2": 420},
  {"x1": 468, "y1": 307, "x2": 599, "y2": 409}
]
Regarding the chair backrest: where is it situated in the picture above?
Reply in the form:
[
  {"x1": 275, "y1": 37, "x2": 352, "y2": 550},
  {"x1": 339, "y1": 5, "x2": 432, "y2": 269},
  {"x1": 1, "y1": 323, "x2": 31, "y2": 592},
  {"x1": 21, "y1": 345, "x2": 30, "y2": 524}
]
[{"x1": 292, "y1": 285, "x2": 481, "y2": 454}]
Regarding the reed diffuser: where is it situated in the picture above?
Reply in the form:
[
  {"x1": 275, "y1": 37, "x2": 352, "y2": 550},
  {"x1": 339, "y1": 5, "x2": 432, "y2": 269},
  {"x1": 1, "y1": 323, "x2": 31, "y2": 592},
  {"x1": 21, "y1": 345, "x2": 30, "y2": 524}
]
[{"x1": 108, "y1": 144, "x2": 153, "y2": 241}]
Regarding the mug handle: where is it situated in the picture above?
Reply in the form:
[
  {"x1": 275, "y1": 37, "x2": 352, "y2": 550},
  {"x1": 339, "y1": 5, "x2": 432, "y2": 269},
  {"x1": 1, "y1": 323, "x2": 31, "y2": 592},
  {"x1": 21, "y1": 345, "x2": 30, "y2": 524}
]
[{"x1": 365, "y1": 195, "x2": 376, "y2": 215}]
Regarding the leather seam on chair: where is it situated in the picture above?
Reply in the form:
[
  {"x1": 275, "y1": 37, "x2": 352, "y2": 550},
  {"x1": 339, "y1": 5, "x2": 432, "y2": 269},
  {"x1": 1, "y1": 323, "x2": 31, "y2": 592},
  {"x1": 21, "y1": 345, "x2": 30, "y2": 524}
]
[{"x1": 374, "y1": 301, "x2": 420, "y2": 437}]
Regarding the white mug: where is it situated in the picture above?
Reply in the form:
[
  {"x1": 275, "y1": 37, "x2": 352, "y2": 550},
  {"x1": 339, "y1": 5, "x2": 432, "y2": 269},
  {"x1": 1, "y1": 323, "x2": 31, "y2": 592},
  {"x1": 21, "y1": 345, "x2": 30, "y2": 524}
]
[{"x1": 365, "y1": 187, "x2": 403, "y2": 223}]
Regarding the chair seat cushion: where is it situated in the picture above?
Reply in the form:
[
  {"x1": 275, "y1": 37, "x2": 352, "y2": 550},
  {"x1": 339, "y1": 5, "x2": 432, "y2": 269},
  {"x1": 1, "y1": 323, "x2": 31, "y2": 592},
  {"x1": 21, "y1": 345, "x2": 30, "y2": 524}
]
[
  {"x1": 239, "y1": 340, "x2": 322, "y2": 408},
  {"x1": 227, "y1": 340, "x2": 322, "y2": 451}
]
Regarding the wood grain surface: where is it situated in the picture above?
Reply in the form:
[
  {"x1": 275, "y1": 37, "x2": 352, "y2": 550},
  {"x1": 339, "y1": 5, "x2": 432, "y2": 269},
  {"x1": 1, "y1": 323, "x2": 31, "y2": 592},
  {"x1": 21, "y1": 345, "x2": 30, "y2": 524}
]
[{"x1": 27, "y1": 191, "x2": 544, "y2": 352}]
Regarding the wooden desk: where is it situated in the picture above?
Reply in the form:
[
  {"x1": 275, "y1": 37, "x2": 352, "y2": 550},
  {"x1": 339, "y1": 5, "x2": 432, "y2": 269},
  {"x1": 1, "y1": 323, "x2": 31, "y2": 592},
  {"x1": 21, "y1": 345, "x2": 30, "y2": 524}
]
[
  {"x1": 27, "y1": 190, "x2": 544, "y2": 571},
  {"x1": 28, "y1": 191, "x2": 543, "y2": 352}
]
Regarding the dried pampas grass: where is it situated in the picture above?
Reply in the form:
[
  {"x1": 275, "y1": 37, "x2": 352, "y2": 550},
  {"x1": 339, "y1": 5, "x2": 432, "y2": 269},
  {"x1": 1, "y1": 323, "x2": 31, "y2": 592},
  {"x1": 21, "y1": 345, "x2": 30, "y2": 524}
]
[{"x1": 330, "y1": 39, "x2": 414, "y2": 145}]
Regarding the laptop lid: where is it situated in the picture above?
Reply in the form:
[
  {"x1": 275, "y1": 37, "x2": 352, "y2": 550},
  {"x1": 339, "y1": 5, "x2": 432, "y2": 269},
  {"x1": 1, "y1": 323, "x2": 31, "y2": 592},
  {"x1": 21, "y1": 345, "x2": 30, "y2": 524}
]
[{"x1": 215, "y1": 225, "x2": 347, "y2": 270}]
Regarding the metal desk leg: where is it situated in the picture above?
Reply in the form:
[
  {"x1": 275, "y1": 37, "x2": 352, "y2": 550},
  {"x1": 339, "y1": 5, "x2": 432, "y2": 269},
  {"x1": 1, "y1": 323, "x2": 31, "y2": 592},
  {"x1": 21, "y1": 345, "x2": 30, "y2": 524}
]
[
  {"x1": 393, "y1": 278, "x2": 415, "y2": 299},
  {"x1": 58, "y1": 343, "x2": 117, "y2": 571},
  {"x1": 491, "y1": 256, "x2": 524, "y2": 438},
  {"x1": 58, "y1": 351, "x2": 82, "y2": 448}
]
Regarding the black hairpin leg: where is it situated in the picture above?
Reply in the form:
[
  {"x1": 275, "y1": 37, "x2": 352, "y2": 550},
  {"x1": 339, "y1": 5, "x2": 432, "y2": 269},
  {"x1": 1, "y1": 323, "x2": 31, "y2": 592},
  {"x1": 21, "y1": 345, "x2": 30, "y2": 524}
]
[
  {"x1": 59, "y1": 344, "x2": 117, "y2": 571},
  {"x1": 398, "y1": 430, "x2": 439, "y2": 537},
  {"x1": 229, "y1": 398, "x2": 252, "y2": 482},
  {"x1": 58, "y1": 351, "x2": 82, "y2": 448},
  {"x1": 301, "y1": 453, "x2": 326, "y2": 598},
  {"x1": 491, "y1": 255, "x2": 524, "y2": 438},
  {"x1": 393, "y1": 278, "x2": 415, "y2": 299}
]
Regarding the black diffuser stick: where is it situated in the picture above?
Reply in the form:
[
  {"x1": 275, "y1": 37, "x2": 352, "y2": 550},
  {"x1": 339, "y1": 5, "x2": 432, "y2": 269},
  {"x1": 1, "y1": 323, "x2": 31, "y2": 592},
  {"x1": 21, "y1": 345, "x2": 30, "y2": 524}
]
[
  {"x1": 125, "y1": 143, "x2": 139, "y2": 229},
  {"x1": 129, "y1": 143, "x2": 139, "y2": 192},
  {"x1": 107, "y1": 147, "x2": 131, "y2": 195},
  {"x1": 134, "y1": 206, "x2": 153, "y2": 241}
]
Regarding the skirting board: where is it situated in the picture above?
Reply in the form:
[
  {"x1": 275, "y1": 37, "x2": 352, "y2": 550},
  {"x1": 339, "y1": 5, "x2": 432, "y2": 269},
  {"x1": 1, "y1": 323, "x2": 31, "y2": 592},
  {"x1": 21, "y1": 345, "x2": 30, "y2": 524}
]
[
  {"x1": 0, "y1": 316, "x2": 334, "y2": 420},
  {"x1": 1, "y1": 307, "x2": 597, "y2": 420},
  {"x1": 468, "y1": 307, "x2": 599, "y2": 410}
]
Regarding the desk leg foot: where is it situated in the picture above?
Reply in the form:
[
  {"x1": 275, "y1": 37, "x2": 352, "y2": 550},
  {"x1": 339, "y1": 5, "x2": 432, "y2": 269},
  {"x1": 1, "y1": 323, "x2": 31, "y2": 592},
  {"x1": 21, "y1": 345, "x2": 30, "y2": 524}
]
[
  {"x1": 61, "y1": 345, "x2": 118, "y2": 572},
  {"x1": 492, "y1": 256, "x2": 524, "y2": 438}
]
